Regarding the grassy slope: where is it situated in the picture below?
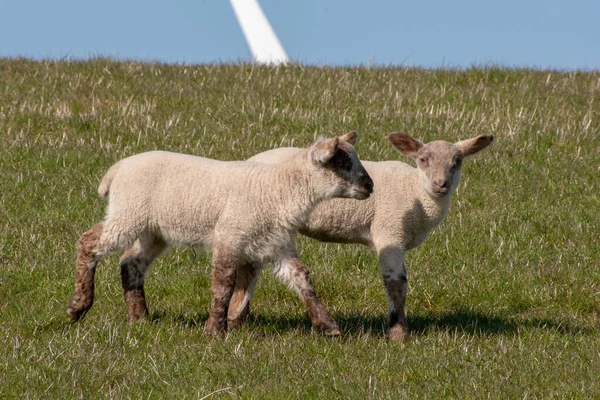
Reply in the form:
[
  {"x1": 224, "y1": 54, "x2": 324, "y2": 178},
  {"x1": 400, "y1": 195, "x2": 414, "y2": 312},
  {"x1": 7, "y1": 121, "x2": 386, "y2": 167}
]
[{"x1": 0, "y1": 58, "x2": 599, "y2": 398}]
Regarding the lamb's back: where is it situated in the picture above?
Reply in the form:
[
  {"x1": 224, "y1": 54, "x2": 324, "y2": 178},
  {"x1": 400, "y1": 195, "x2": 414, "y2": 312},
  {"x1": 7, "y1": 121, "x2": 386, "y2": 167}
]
[{"x1": 105, "y1": 151, "x2": 265, "y2": 246}]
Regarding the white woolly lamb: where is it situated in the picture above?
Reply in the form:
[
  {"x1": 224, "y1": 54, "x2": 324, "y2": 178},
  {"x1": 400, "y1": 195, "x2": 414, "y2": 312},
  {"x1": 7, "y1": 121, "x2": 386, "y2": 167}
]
[
  {"x1": 229, "y1": 132, "x2": 493, "y2": 340},
  {"x1": 66, "y1": 131, "x2": 373, "y2": 336}
]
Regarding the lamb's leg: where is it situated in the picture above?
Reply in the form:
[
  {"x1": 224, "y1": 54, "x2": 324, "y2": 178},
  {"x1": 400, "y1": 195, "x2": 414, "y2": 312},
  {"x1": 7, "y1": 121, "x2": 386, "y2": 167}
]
[
  {"x1": 67, "y1": 223, "x2": 104, "y2": 322},
  {"x1": 205, "y1": 248, "x2": 239, "y2": 336},
  {"x1": 227, "y1": 263, "x2": 262, "y2": 329},
  {"x1": 119, "y1": 236, "x2": 167, "y2": 323},
  {"x1": 274, "y1": 258, "x2": 340, "y2": 336},
  {"x1": 378, "y1": 246, "x2": 409, "y2": 341}
]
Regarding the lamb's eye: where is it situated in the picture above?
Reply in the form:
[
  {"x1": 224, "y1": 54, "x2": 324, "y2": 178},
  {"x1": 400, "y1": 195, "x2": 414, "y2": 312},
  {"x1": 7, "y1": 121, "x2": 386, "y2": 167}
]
[
  {"x1": 419, "y1": 157, "x2": 428, "y2": 164},
  {"x1": 454, "y1": 158, "x2": 463, "y2": 167}
]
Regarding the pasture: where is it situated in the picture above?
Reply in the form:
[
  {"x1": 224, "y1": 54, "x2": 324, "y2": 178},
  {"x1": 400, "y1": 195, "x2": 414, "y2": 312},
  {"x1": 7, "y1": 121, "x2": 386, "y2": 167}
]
[{"x1": 0, "y1": 58, "x2": 599, "y2": 398}]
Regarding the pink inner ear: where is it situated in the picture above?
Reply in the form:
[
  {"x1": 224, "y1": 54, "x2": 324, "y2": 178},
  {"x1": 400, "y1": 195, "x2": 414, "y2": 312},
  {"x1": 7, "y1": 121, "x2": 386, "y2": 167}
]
[
  {"x1": 388, "y1": 133, "x2": 422, "y2": 157},
  {"x1": 403, "y1": 141, "x2": 420, "y2": 154},
  {"x1": 475, "y1": 136, "x2": 489, "y2": 146}
]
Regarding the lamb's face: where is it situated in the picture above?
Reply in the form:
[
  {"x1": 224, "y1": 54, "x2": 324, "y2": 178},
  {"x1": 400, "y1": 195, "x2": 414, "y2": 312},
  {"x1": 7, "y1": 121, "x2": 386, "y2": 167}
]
[
  {"x1": 326, "y1": 140, "x2": 373, "y2": 200},
  {"x1": 388, "y1": 132, "x2": 494, "y2": 199},
  {"x1": 309, "y1": 132, "x2": 374, "y2": 200},
  {"x1": 415, "y1": 141, "x2": 463, "y2": 198}
]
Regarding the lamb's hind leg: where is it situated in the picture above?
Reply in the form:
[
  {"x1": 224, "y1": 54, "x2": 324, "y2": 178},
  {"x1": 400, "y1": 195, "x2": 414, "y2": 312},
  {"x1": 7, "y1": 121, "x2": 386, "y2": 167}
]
[
  {"x1": 67, "y1": 223, "x2": 105, "y2": 322},
  {"x1": 227, "y1": 262, "x2": 262, "y2": 329},
  {"x1": 274, "y1": 258, "x2": 340, "y2": 336},
  {"x1": 119, "y1": 236, "x2": 167, "y2": 323}
]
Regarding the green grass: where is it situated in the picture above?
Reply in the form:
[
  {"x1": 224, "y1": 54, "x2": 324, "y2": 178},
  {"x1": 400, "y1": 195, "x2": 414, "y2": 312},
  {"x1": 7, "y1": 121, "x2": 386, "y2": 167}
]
[{"x1": 1, "y1": 58, "x2": 599, "y2": 398}]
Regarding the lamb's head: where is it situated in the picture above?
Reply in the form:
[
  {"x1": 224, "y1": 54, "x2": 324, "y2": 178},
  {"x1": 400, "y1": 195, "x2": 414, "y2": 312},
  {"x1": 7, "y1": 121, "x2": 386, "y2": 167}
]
[
  {"x1": 388, "y1": 132, "x2": 494, "y2": 199},
  {"x1": 308, "y1": 131, "x2": 374, "y2": 200}
]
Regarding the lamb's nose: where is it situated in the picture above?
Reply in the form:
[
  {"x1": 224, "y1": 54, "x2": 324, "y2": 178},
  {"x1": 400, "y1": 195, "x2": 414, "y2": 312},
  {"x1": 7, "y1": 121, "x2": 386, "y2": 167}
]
[
  {"x1": 433, "y1": 178, "x2": 448, "y2": 188},
  {"x1": 364, "y1": 177, "x2": 374, "y2": 194}
]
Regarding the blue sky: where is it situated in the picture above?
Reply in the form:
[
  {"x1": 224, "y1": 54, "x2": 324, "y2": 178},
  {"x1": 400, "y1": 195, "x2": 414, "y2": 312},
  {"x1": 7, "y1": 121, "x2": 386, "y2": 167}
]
[{"x1": 0, "y1": 0, "x2": 598, "y2": 69}]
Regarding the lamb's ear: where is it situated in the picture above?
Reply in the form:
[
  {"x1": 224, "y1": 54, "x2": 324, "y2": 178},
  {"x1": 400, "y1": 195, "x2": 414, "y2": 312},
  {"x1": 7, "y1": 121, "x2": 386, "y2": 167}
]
[
  {"x1": 456, "y1": 135, "x2": 494, "y2": 157},
  {"x1": 310, "y1": 137, "x2": 340, "y2": 165},
  {"x1": 338, "y1": 130, "x2": 358, "y2": 146},
  {"x1": 388, "y1": 132, "x2": 423, "y2": 159}
]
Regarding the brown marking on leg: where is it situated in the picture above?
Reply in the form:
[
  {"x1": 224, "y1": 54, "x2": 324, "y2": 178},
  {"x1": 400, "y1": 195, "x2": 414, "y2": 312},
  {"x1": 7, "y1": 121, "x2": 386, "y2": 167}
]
[
  {"x1": 125, "y1": 290, "x2": 148, "y2": 321},
  {"x1": 120, "y1": 257, "x2": 149, "y2": 322},
  {"x1": 384, "y1": 276, "x2": 409, "y2": 342},
  {"x1": 303, "y1": 293, "x2": 341, "y2": 336},
  {"x1": 119, "y1": 237, "x2": 166, "y2": 323},
  {"x1": 205, "y1": 249, "x2": 238, "y2": 337},
  {"x1": 67, "y1": 223, "x2": 104, "y2": 322},
  {"x1": 288, "y1": 259, "x2": 340, "y2": 336},
  {"x1": 227, "y1": 262, "x2": 258, "y2": 329}
]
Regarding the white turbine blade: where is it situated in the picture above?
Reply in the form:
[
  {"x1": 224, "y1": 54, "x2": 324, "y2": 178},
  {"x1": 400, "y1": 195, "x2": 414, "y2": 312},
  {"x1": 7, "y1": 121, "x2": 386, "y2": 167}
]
[{"x1": 230, "y1": 0, "x2": 289, "y2": 65}]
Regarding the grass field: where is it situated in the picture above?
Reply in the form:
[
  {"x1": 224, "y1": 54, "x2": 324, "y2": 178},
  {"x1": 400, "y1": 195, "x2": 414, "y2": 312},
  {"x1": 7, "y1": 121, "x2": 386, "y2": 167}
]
[{"x1": 0, "y1": 58, "x2": 599, "y2": 398}]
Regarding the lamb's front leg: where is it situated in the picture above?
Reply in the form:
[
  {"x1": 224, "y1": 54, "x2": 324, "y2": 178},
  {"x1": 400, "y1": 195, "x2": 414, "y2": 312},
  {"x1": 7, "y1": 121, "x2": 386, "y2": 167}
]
[
  {"x1": 274, "y1": 258, "x2": 340, "y2": 336},
  {"x1": 378, "y1": 246, "x2": 409, "y2": 341},
  {"x1": 205, "y1": 247, "x2": 239, "y2": 336}
]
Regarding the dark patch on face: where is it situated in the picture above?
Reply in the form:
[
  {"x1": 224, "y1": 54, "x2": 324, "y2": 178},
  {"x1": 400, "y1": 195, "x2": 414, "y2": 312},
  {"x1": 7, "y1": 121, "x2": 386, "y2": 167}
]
[
  {"x1": 451, "y1": 154, "x2": 463, "y2": 170},
  {"x1": 326, "y1": 148, "x2": 353, "y2": 172},
  {"x1": 323, "y1": 144, "x2": 373, "y2": 197}
]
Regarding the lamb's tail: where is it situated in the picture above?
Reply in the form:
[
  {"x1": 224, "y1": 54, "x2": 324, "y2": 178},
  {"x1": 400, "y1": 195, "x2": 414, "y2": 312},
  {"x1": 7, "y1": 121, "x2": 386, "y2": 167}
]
[{"x1": 98, "y1": 162, "x2": 121, "y2": 198}]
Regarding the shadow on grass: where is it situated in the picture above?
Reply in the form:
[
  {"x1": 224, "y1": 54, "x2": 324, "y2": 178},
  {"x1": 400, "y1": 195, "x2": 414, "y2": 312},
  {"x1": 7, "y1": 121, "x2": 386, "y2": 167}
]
[
  {"x1": 150, "y1": 307, "x2": 595, "y2": 338},
  {"x1": 149, "y1": 309, "x2": 210, "y2": 328},
  {"x1": 338, "y1": 309, "x2": 595, "y2": 337},
  {"x1": 150, "y1": 309, "x2": 314, "y2": 335}
]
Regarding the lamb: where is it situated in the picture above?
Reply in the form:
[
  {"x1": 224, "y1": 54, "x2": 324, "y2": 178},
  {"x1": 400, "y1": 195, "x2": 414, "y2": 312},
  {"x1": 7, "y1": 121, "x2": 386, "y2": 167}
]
[
  {"x1": 228, "y1": 132, "x2": 493, "y2": 340},
  {"x1": 66, "y1": 131, "x2": 374, "y2": 336}
]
